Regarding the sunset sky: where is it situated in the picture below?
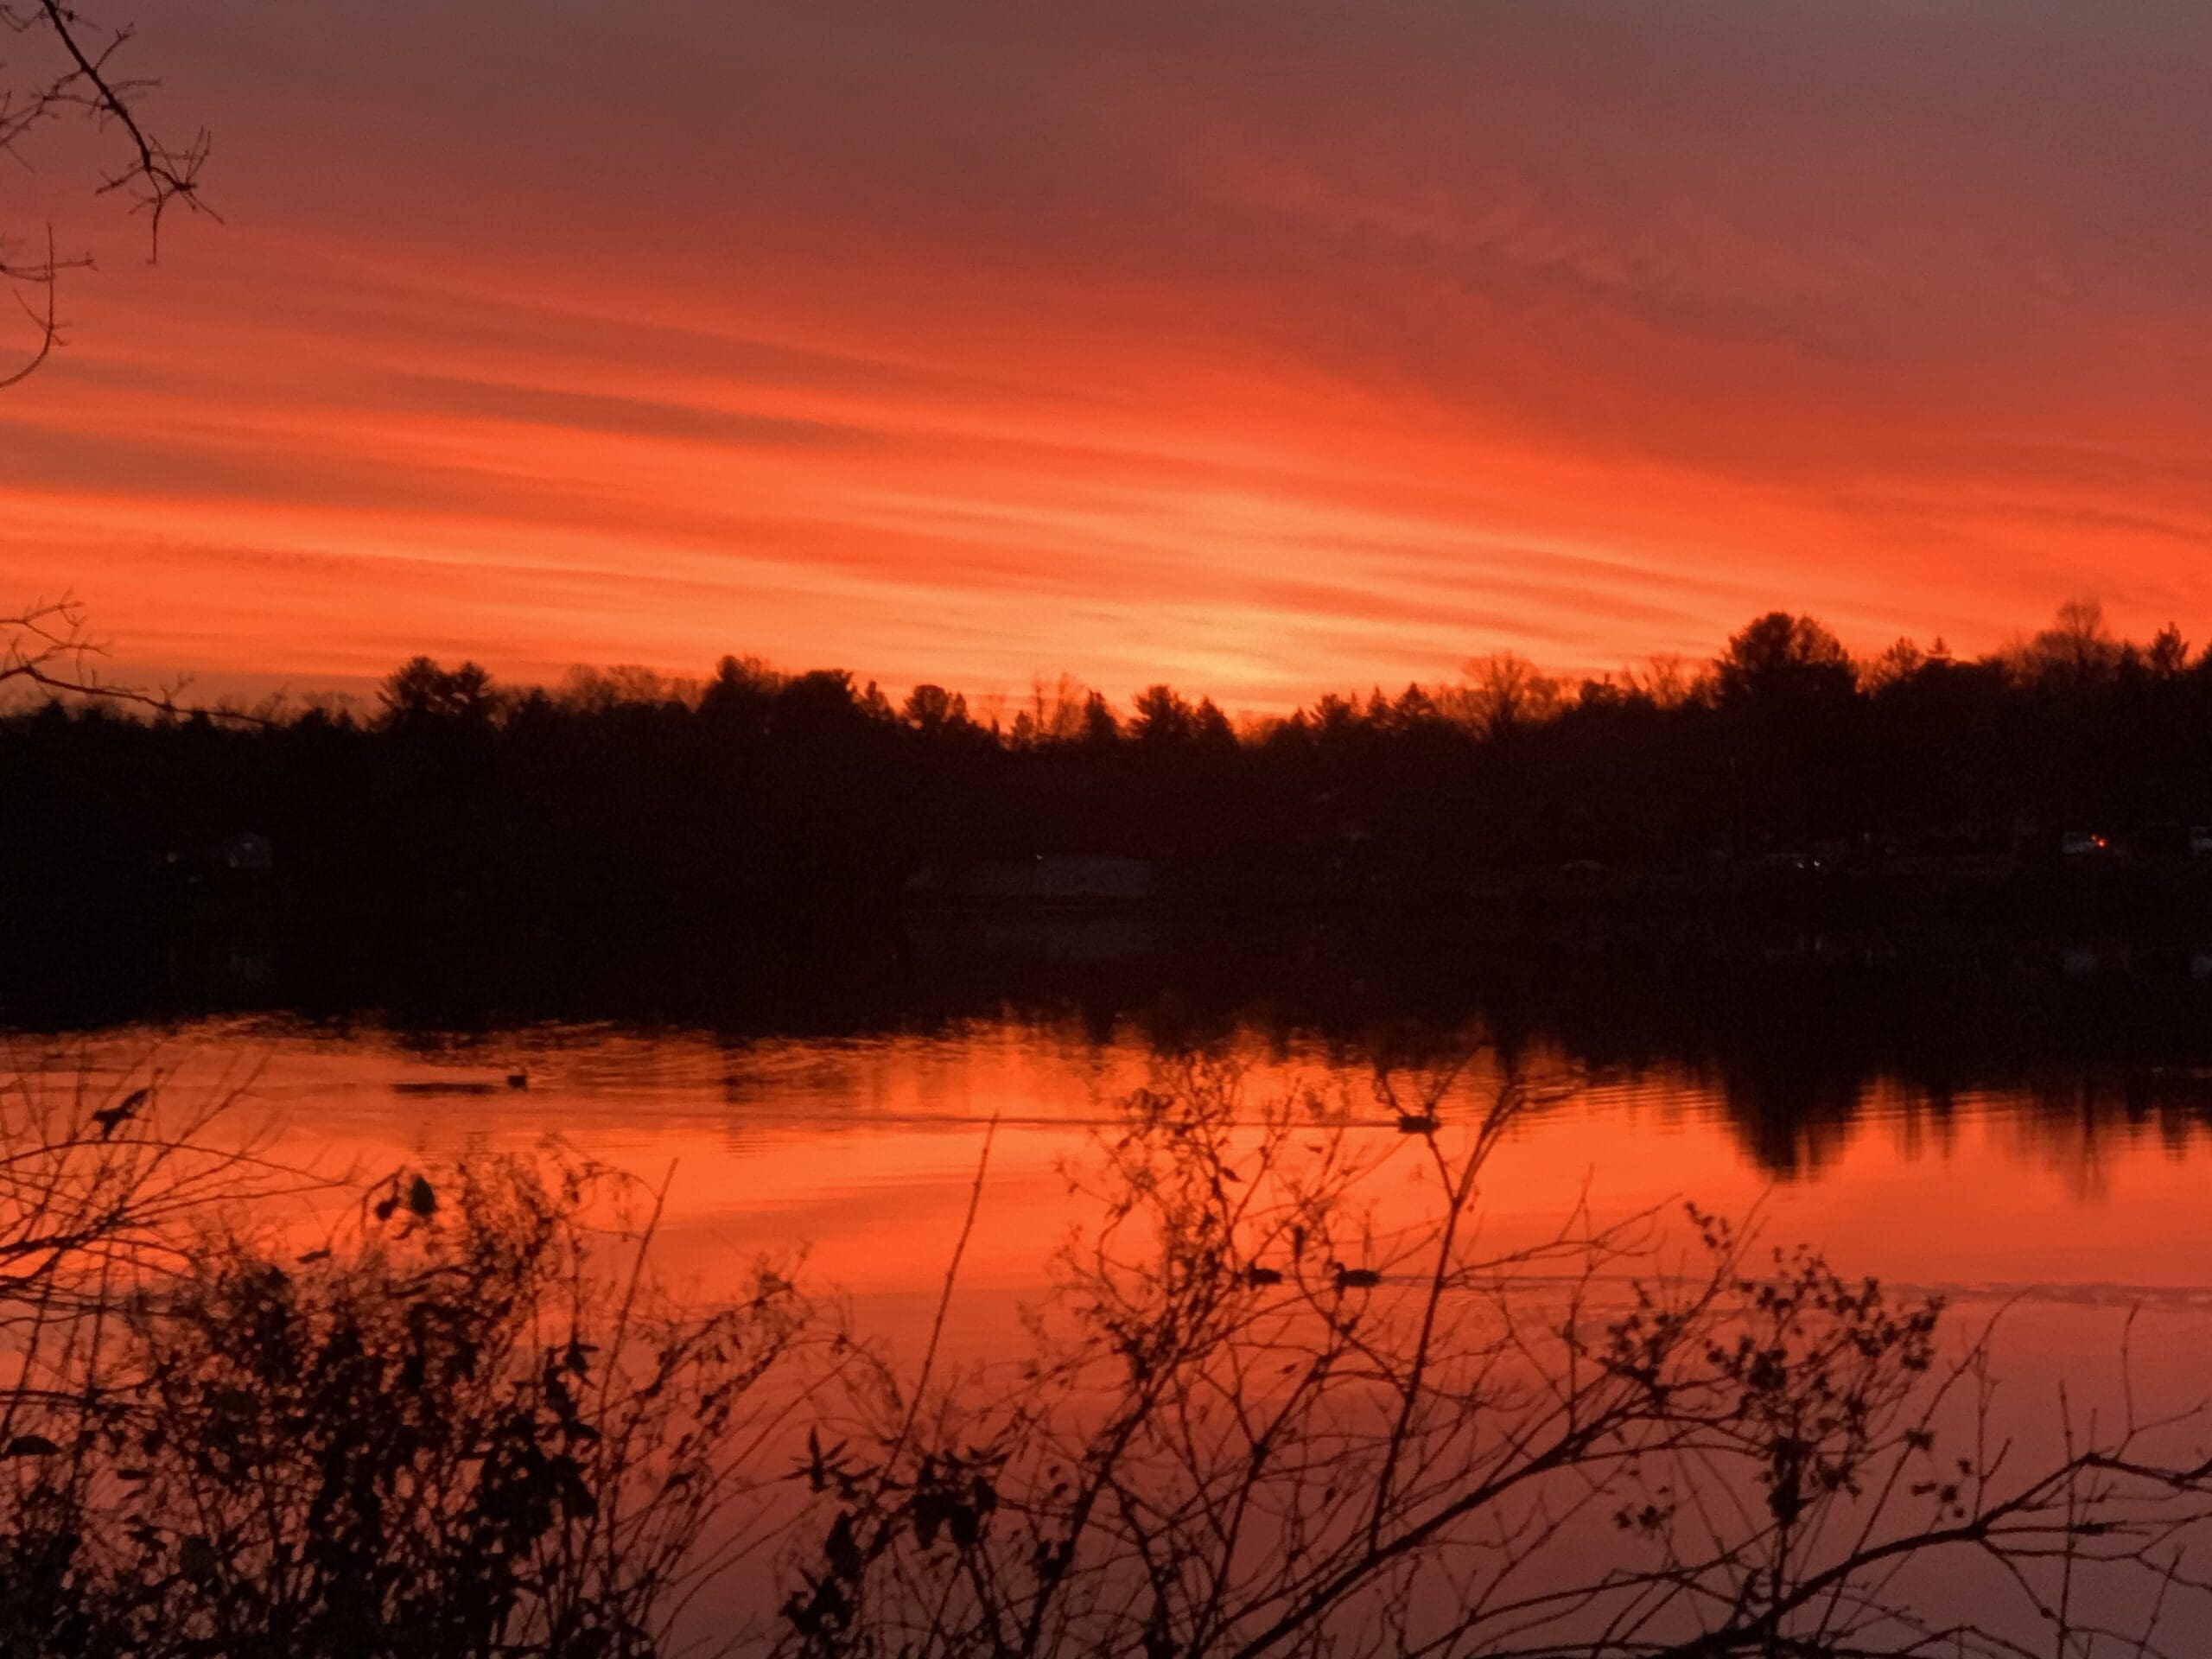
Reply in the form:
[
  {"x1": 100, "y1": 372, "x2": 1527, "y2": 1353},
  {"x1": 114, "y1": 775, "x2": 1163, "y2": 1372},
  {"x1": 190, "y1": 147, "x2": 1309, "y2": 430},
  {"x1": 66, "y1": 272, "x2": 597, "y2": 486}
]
[{"x1": 6, "y1": 1, "x2": 2211, "y2": 710}]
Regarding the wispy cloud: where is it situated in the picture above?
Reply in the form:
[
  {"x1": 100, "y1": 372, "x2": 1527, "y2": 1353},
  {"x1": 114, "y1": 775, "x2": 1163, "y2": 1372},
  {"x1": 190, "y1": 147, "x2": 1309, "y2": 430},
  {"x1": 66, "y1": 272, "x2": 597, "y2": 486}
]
[{"x1": 8, "y1": 0, "x2": 2212, "y2": 706}]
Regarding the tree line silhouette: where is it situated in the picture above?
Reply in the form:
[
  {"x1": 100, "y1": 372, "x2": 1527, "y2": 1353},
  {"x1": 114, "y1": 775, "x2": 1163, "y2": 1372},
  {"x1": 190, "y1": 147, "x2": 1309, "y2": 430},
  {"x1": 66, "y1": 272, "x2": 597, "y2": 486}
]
[{"x1": 10, "y1": 600, "x2": 2212, "y2": 955}]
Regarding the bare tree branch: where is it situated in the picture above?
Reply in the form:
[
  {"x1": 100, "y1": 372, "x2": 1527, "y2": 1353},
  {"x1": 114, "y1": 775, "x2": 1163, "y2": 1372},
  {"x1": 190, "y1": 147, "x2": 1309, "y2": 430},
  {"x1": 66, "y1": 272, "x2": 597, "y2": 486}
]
[
  {"x1": 25, "y1": 0, "x2": 214, "y2": 252},
  {"x1": 780, "y1": 1058, "x2": 2212, "y2": 1658},
  {"x1": 1, "y1": 0, "x2": 209, "y2": 385},
  {"x1": 2, "y1": 592, "x2": 274, "y2": 724}
]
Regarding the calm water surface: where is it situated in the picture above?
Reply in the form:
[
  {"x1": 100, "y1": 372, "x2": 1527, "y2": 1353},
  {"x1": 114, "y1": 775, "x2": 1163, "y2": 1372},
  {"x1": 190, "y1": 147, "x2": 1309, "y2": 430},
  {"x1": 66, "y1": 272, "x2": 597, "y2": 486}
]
[
  {"x1": 17, "y1": 1004, "x2": 2212, "y2": 1643},
  {"x1": 17, "y1": 1011, "x2": 2212, "y2": 1350}
]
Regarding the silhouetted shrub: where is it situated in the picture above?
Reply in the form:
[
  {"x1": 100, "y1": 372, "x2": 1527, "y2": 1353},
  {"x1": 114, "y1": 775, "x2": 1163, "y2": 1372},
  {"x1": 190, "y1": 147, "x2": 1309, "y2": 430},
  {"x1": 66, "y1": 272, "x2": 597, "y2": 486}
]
[
  {"x1": 8, "y1": 1059, "x2": 2212, "y2": 1656},
  {"x1": 779, "y1": 1059, "x2": 2212, "y2": 1657},
  {"x1": 0, "y1": 1156, "x2": 810, "y2": 1659}
]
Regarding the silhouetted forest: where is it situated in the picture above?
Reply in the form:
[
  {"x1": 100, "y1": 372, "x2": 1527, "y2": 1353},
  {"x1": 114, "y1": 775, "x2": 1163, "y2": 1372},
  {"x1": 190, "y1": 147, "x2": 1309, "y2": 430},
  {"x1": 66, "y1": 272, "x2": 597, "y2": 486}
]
[{"x1": 13, "y1": 601, "x2": 2212, "y2": 967}]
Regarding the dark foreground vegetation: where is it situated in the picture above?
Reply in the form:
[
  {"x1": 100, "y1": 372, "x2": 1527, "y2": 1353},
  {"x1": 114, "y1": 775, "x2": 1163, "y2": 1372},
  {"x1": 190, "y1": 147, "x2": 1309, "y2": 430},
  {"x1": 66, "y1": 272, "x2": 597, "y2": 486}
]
[
  {"x1": 7, "y1": 1056, "x2": 2212, "y2": 1656},
  {"x1": 15, "y1": 600, "x2": 2212, "y2": 965}
]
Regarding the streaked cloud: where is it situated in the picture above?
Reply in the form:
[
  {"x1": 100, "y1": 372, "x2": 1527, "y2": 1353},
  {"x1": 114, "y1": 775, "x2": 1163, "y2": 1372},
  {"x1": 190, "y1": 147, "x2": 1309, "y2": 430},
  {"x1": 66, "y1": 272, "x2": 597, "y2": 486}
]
[{"x1": 6, "y1": 0, "x2": 2211, "y2": 707}]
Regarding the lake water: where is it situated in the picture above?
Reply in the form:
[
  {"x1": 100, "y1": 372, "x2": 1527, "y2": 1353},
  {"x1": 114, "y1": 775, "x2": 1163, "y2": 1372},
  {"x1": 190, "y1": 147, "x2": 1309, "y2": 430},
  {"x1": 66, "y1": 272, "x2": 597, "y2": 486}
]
[
  {"x1": 15, "y1": 987, "x2": 2212, "y2": 1646},
  {"x1": 17, "y1": 1005, "x2": 2212, "y2": 1352}
]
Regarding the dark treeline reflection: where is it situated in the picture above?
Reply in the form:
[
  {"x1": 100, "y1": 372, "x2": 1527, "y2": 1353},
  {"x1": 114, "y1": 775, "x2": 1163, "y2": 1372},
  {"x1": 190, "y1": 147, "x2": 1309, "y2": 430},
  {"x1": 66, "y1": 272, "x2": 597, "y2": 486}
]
[
  {"x1": 13, "y1": 909, "x2": 2212, "y2": 1182},
  {"x1": 16, "y1": 603, "x2": 2212, "y2": 958}
]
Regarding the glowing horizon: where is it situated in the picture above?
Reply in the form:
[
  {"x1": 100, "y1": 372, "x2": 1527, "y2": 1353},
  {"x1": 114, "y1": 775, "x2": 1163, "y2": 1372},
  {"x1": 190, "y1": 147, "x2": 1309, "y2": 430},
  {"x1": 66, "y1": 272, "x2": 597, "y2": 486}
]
[{"x1": 6, "y1": 2, "x2": 2210, "y2": 712}]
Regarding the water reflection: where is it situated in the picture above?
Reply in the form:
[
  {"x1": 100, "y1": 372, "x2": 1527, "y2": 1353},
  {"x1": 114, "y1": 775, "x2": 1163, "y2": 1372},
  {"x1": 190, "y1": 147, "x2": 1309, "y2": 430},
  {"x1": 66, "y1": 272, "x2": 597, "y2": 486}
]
[
  {"x1": 13, "y1": 1001, "x2": 2212, "y2": 1325},
  {"x1": 12, "y1": 1048, "x2": 2209, "y2": 1656}
]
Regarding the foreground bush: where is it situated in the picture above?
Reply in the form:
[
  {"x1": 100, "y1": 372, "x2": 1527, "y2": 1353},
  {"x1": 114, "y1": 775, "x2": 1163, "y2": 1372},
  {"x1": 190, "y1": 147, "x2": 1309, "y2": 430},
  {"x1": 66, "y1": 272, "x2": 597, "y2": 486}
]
[
  {"x1": 7, "y1": 1059, "x2": 2212, "y2": 1656},
  {"x1": 780, "y1": 1058, "x2": 2212, "y2": 1658},
  {"x1": 0, "y1": 1145, "x2": 809, "y2": 1659}
]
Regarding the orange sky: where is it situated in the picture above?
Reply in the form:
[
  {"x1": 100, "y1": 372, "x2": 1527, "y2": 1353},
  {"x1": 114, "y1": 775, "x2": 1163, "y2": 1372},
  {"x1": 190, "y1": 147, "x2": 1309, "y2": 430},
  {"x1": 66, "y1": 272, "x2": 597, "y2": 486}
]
[{"x1": 6, "y1": 2, "x2": 2211, "y2": 710}]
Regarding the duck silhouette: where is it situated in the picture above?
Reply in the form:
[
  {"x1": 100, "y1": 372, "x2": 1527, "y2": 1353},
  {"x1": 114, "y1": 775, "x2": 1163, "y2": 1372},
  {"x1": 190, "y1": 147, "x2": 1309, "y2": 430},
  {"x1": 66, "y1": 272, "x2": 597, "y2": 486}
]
[{"x1": 92, "y1": 1082, "x2": 153, "y2": 1139}]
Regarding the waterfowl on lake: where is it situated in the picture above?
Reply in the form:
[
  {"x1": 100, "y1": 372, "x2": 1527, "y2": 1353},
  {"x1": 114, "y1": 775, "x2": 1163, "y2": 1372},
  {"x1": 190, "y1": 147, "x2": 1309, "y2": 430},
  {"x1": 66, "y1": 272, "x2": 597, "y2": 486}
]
[{"x1": 92, "y1": 1083, "x2": 153, "y2": 1139}]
